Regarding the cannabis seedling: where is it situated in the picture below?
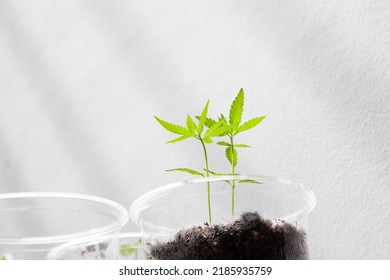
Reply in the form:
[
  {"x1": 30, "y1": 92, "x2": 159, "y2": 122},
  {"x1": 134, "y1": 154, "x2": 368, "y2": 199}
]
[
  {"x1": 202, "y1": 89, "x2": 265, "y2": 217},
  {"x1": 120, "y1": 239, "x2": 142, "y2": 257},
  {"x1": 155, "y1": 101, "x2": 231, "y2": 224}
]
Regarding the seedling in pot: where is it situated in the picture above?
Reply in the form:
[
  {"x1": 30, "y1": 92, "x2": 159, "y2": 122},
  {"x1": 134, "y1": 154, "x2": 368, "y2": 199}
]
[
  {"x1": 152, "y1": 89, "x2": 310, "y2": 260},
  {"x1": 155, "y1": 88, "x2": 265, "y2": 222}
]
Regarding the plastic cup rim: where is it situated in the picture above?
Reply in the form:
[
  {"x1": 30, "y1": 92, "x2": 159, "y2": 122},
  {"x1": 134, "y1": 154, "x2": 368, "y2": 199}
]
[
  {"x1": 0, "y1": 191, "x2": 129, "y2": 245},
  {"x1": 129, "y1": 175, "x2": 316, "y2": 228}
]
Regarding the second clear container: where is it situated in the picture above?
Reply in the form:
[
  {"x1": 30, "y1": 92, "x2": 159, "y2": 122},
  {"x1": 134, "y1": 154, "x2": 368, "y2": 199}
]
[{"x1": 0, "y1": 192, "x2": 128, "y2": 259}]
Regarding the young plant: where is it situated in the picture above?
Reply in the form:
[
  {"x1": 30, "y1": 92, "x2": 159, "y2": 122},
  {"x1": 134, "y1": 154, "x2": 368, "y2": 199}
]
[
  {"x1": 155, "y1": 100, "x2": 231, "y2": 224},
  {"x1": 204, "y1": 89, "x2": 265, "y2": 217},
  {"x1": 155, "y1": 89, "x2": 265, "y2": 223},
  {"x1": 120, "y1": 239, "x2": 142, "y2": 257}
]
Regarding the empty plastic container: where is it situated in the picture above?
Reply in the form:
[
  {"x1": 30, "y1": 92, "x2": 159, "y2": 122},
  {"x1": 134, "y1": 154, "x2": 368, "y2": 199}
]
[
  {"x1": 0, "y1": 192, "x2": 128, "y2": 259},
  {"x1": 47, "y1": 232, "x2": 145, "y2": 260}
]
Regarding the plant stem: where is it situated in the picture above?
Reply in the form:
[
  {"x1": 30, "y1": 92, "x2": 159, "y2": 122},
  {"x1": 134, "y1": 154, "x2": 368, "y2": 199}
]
[
  {"x1": 199, "y1": 137, "x2": 212, "y2": 224},
  {"x1": 230, "y1": 135, "x2": 236, "y2": 218}
]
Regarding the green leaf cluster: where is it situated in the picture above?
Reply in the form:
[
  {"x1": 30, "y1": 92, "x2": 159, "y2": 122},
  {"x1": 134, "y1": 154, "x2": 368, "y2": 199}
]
[
  {"x1": 210, "y1": 88, "x2": 266, "y2": 170},
  {"x1": 154, "y1": 100, "x2": 212, "y2": 144},
  {"x1": 155, "y1": 100, "x2": 227, "y2": 223},
  {"x1": 154, "y1": 100, "x2": 233, "y2": 178},
  {"x1": 155, "y1": 88, "x2": 265, "y2": 221}
]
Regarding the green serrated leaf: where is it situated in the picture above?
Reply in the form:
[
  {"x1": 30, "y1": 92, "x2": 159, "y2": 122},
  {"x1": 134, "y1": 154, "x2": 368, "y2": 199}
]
[
  {"x1": 203, "y1": 168, "x2": 215, "y2": 174},
  {"x1": 229, "y1": 88, "x2": 244, "y2": 130},
  {"x1": 216, "y1": 141, "x2": 231, "y2": 146},
  {"x1": 203, "y1": 168, "x2": 228, "y2": 176},
  {"x1": 203, "y1": 120, "x2": 222, "y2": 138},
  {"x1": 204, "y1": 117, "x2": 216, "y2": 128},
  {"x1": 166, "y1": 135, "x2": 191, "y2": 144},
  {"x1": 203, "y1": 137, "x2": 213, "y2": 144},
  {"x1": 206, "y1": 124, "x2": 232, "y2": 138},
  {"x1": 198, "y1": 100, "x2": 209, "y2": 134},
  {"x1": 234, "y1": 144, "x2": 251, "y2": 148},
  {"x1": 155, "y1": 116, "x2": 191, "y2": 136},
  {"x1": 120, "y1": 244, "x2": 136, "y2": 257},
  {"x1": 196, "y1": 116, "x2": 217, "y2": 128},
  {"x1": 239, "y1": 179, "x2": 263, "y2": 184},
  {"x1": 204, "y1": 120, "x2": 232, "y2": 138},
  {"x1": 219, "y1": 114, "x2": 226, "y2": 120},
  {"x1": 225, "y1": 146, "x2": 238, "y2": 168},
  {"x1": 218, "y1": 115, "x2": 230, "y2": 136},
  {"x1": 186, "y1": 115, "x2": 197, "y2": 135},
  {"x1": 237, "y1": 116, "x2": 266, "y2": 133},
  {"x1": 166, "y1": 168, "x2": 205, "y2": 176}
]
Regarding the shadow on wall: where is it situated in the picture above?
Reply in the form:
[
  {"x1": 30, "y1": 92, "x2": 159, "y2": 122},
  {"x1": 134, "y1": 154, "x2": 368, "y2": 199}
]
[
  {"x1": 0, "y1": 130, "x2": 25, "y2": 192},
  {"x1": 0, "y1": 1, "x2": 123, "y2": 193}
]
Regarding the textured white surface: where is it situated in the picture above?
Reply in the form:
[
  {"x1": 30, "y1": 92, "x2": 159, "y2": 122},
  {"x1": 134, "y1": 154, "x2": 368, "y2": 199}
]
[{"x1": 0, "y1": 0, "x2": 389, "y2": 259}]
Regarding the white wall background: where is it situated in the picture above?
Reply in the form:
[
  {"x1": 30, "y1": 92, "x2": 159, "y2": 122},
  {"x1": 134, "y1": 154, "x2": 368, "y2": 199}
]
[{"x1": 0, "y1": 0, "x2": 389, "y2": 259}]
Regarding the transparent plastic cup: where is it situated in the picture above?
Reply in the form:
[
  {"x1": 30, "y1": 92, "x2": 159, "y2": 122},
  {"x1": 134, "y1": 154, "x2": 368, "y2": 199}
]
[
  {"x1": 47, "y1": 232, "x2": 145, "y2": 260},
  {"x1": 0, "y1": 192, "x2": 128, "y2": 260},
  {"x1": 129, "y1": 175, "x2": 316, "y2": 260}
]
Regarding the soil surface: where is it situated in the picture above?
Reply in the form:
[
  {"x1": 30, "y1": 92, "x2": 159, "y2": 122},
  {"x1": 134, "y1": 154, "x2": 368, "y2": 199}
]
[{"x1": 148, "y1": 212, "x2": 308, "y2": 259}]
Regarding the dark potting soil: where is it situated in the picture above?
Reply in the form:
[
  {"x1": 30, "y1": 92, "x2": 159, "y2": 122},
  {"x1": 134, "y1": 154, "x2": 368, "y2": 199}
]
[{"x1": 148, "y1": 212, "x2": 308, "y2": 260}]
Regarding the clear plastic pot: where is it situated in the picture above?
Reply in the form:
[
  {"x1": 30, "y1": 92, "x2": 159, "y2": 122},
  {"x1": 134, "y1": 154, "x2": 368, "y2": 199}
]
[
  {"x1": 0, "y1": 192, "x2": 128, "y2": 260},
  {"x1": 47, "y1": 232, "x2": 145, "y2": 260},
  {"x1": 129, "y1": 175, "x2": 316, "y2": 260}
]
